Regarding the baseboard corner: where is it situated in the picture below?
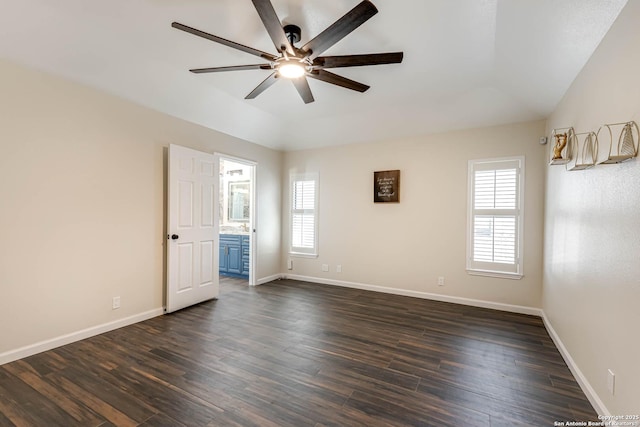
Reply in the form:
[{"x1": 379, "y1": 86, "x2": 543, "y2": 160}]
[
  {"x1": 540, "y1": 311, "x2": 609, "y2": 416},
  {"x1": 256, "y1": 273, "x2": 283, "y2": 286}
]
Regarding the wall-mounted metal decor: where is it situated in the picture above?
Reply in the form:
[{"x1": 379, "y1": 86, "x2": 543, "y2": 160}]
[
  {"x1": 596, "y1": 121, "x2": 639, "y2": 164},
  {"x1": 549, "y1": 127, "x2": 574, "y2": 165},
  {"x1": 567, "y1": 131, "x2": 598, "y2": 171}
]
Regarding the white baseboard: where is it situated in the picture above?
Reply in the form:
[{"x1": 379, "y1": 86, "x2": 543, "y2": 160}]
[
  {"x1": 256, "y1": 274, "x2": 283, "y2": 286},
  {"x1": 282, "y1": 274, "x2": 542, "y2": 316},
  {"x1": 541, "y1": 312, "x2": 609, "y2": 416},
  {"x1": 0, "y1": 308, "x2": 163, "y2": 366}
]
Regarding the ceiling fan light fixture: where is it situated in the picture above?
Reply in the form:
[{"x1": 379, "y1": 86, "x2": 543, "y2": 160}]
[
  {"x1": 173, "y1": 0, "x2": 404, "y2": 103},
  {"x1": 278, "y1": 61, "x2": 306, "y2": 79}
]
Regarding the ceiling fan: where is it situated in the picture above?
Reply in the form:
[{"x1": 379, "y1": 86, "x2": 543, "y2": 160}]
[{"x1": 172, "y1": 0, "x2": 403, "y2": 104}]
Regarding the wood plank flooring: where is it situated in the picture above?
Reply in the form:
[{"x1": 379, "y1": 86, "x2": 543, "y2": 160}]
[{"x1": 0, "y1": 278, "x2": 597, "y2": 426}]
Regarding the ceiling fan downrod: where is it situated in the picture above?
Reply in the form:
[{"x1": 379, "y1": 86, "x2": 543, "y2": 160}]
[{"x1": 283, "y1": 24, "x2": 301, "y2": 47}]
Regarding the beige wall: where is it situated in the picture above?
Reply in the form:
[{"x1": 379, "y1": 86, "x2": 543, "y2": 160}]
[
  {"x1": 543, "y1": 0, "x2": 640, "y2": 414},
  {"x1": 283, "y1": 120, "x2": 547, "y2": 309},
  {"x1": 0, "y1": 59, "x2": 282, "y2": 355}
]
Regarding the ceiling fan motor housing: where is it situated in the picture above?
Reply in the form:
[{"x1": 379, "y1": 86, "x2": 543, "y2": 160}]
[{"x1": 283, "y1": 24, "x2": 301, "y2": 45}]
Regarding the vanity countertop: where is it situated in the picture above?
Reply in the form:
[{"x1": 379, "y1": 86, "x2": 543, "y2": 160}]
[{"x1": 220, "y1": 224, "x2": 250, "y2": 235}]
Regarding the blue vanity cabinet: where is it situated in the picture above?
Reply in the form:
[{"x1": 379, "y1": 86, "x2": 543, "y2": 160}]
[{"x1": 219, "y1": 234, "x2": 249, "y2": 279}]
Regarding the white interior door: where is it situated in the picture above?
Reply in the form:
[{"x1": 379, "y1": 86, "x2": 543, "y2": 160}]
[{"x1": 166, "y1": 144, "x2": 218, "y2": 313}]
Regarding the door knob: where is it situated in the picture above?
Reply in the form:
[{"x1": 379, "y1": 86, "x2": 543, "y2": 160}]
[{"x1": 171, "y1": 234, "x2": 179, "y2": 240}]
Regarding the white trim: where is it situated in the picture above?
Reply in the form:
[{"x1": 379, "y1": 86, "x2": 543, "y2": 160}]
[
  {"x1": 249, "y1": 162, "x2": 257, "y2": 287},
  {"x1": 0, "y1": 308, "x2": 163, "y2": 366},
  {"x1": 288, "y1": 252, "x2": 319, "y2": 259},
  {"x1": 541, "y1": 312, "x2": 610, "y2": 416},
  {"x1": 213, "y1": 152, "x2": 257, "y2": 167},
  {"x1": 282, "y1": 274, "x2": 542, "y2": 316},
  {"x1": 215, "y1": 153, "x2": 258, "y2": 287},
  {"x1": 466, "y1": 269, "x2": 523, "y2": 280},
  {"x1": 255, "y1": 274, "x2": 283, "y2": 286}
]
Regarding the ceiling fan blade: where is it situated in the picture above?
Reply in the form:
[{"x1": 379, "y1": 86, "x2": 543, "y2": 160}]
[
  {"x1": 291, "y1": 77, "x2": 315, "y2": 104},
  {"x1": 313, "y1": 52, "x2": 403, "y2": 69},
  {"x1": 251, "y1": 0, "x2": 296, "y2": 56},
  {"x1": 307, "y1": 70, "x2": 369, "y2": 93},
  {"x1": 190, "y1": 64, "x2": 272, "y2": 74},
  {"x1": 172, "y1": 22, "x2": 277, "y2": 61},
  {"x1": 301, "y1": 1, "x2": 378, "y2": 60},
  {"x1": 245, "y1": 72, "x2": 279, "y2": 99}
]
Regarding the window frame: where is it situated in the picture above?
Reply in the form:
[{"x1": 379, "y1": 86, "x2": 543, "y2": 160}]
[
  {"x1": 289, "y1": 172, "x2": 319, "y2": 258},
  {"x1": 466, "y1": 156, "x2": 524, "y2": 279}
]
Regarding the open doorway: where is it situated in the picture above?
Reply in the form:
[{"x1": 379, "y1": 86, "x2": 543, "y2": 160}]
[{"x1": 216, "y1": 155, "x2": 256, "y2": 291}]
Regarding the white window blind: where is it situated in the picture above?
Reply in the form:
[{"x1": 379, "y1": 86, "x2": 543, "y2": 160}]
[
  {"x1": 290, "y1": 173, "x2": 318, "y2": 256},
  {"x1": 467, "y1": 157, "x2": 524, "y2": 278}
]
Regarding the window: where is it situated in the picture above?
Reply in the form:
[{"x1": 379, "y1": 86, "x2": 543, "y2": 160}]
[
  {"x1": 290, "y1": 173, "x2": 318, "y2": 257},
  {"x1": 467, "y1": 157, "x2": 524, "y2": 279}
]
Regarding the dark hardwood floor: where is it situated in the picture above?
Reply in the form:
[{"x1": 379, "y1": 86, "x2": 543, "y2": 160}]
[{"x1": 0, "y1": 278, "x2": 597, "y2": 426}]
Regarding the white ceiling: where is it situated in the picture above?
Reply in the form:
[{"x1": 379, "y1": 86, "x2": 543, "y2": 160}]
[{"x1": 0, "y1": 0, "x2": 628, "y2": 151}]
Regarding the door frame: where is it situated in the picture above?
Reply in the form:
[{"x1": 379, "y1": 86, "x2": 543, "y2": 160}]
[{"x1": 215, "y1": 153, "x2": 257, "y2": 287}]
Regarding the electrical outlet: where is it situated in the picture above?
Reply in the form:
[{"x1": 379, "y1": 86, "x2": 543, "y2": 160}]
[
  {"x1": 112, "y1": 296, "x2": 121, "y2": 310},
  {"x1": 607, "y1": 369, "x2": 615, "y2": 395},
  {"x1": 287, "y1": 259, "x2": 293, "y2": 270},
  {"x1": 321, "y1": 264, "x2": 329, "y2": 272},
  {"x1": 336, "y1": 265, "x2": 342, "y2": 273},
  {"x1": 438, "y1": 276, "x2": 445, "y2": 286}
]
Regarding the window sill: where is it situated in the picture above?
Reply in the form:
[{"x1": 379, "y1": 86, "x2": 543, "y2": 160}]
[
  {"x1": 466, "y1": 269, "x2": 523, "y2": 280},
  {"x1": 289, "y1": 252, "x2": 318, "y2": 259}
]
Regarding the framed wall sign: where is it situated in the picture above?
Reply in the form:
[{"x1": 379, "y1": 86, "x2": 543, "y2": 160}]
[{"x1": 374, "y1": 170, "x2": 400, "y2": 203}]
